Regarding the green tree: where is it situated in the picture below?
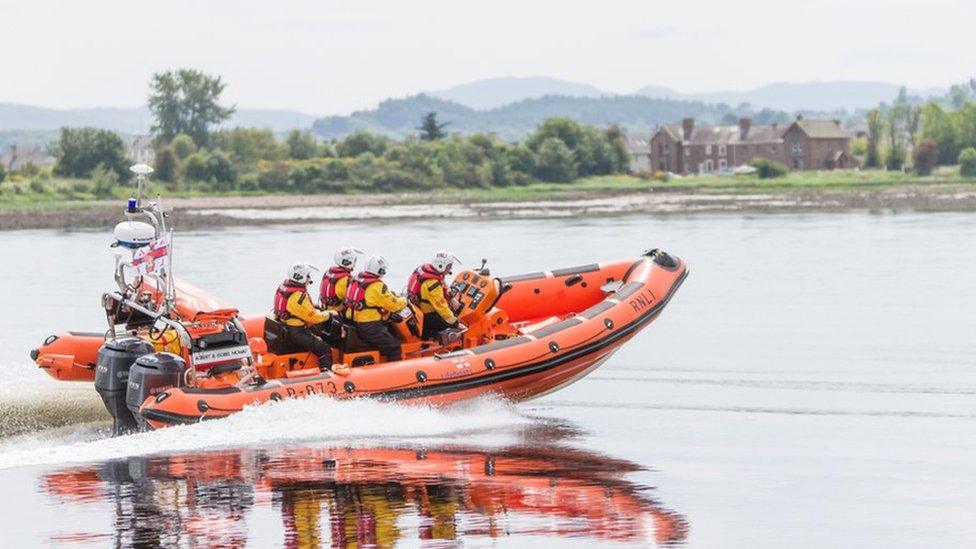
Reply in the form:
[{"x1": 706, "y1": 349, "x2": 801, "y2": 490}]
[
  {"x1": 153, "y1": 146, "x2": 178, "y2": 183},
  {"x1": 885, "y1": 148, "x2": 905, "y2": 171},
  {"x1": 527, "y1": 118, "x2": 585, "y2": 151},
  {"x1": 865, "y1": 109, "x2": 884, "y2": 168},
  {"x1": 921, "y1": 102, "x2": 960, "y2": 164},
  {"x1": 506, "y1": 145, "x2": 537, "y2": 176},
  {"x1": 534, "y1": 137, "x2": 577, "y2": 182},
  {"x1": 912, "y1": 139, "x2": 938, "y2": 175},
  {"x1": 90, "y1": 164, "x2": 120, "y2": 198},
  {"x1": 0, "y1": 162, "x2": 5, "y2": 183},
  {"x1": 51, "y1": 127, "x2": 131, "y2": 179},
  {"x1": 170, "y1": 133, "x2": 197, "y2": 160},
  {"x1": 204, "y1": 151, "x2": 237, "y2": 190},
  {"x1": 182, "y1": 152, "x2": 209, "y2": 181},
  {"x1": 954, "y1": 103, "x2": 976, "y2": 151},
  {"x1": 418, "y1": 112, "x2": 449, "y2": 141},
  {"x1": 285, "y1": 129, "x2": 320, "y2": 159},
  {"x1": 885, "y1": 109, "x2": 904, "y2": 171},
  {"x1": 948, "y1": 84, "x2": 970, "y2": 109},
  {"x1": 212, "y1": 127, "x2": 284, "y2": 165},
  {"x1": 148, "y1": 69, "x2": 235, "y2": 146},
  {"x1": 959, "y1": 147, "x2": 976, "y2": 176},
  {"x1": 605, "y1": 125, "x2": 631, "y2": 173},
  {"x1": 336, "y1": 131, "x2": 388, "y2": 157},
  {"x1": 905, "y1": 105, "x2": 921, "y2": 145}
]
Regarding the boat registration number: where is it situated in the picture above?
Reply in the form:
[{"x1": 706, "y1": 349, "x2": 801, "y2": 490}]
[{"x1": 192, "y1": 345, "x2": 252, "y2": 366}]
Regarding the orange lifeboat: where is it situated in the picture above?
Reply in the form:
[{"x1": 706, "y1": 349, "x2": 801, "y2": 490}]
[{"x1": 30, "y1": 249, "x2": 688, "y2": 431}]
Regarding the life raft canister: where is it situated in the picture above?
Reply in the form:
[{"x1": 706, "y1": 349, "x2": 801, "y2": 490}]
[
  {"x1": 319, "y1": 266, "x2": 352, "y2": 306},
  {"x1": 344, "y1": 272, "x2": 382, "y2": 312},
  {"x1": 407, "y1": 264, "x2": 447, "y2": 306},
  {"x1": 273, "y1": 282, "x2": 308, "y2": 320}
]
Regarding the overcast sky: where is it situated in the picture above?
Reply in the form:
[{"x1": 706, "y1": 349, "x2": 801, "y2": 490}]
[{"x1": 1, "y1": 0, "x2": 971, "y2": 114}]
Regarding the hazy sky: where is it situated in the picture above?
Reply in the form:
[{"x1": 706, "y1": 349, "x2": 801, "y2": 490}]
[{"x1": 1, "y1": 0, "x2": 971, "y2": 114}]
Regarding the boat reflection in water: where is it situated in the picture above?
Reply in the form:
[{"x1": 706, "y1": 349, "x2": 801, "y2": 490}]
[{"x1": 41, "y1": 437, "x2": 688, "y2": 547}]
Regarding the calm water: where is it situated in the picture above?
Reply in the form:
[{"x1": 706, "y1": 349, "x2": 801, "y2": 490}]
[{"x1": 0, "y1": 211, "x2": 974, "y2": 548}]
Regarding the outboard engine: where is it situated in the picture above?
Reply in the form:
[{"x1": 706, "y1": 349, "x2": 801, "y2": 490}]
[
  {"x1": 94, "y1": 338, "x2": 155, "y2": 437},
  {"x1": 126, "y1": 352, "x2": 186, "y2": 431}
]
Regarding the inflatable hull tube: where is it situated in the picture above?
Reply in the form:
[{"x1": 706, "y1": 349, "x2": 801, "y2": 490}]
[{"x1": 140, "y1": 254, "x2": 688, "y2": 429}]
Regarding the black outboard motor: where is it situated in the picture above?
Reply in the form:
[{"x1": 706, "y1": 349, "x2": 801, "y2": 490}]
[
  {"x1": 126, "y1": 352, "x2": 186, "y2": 431},
  {"x1": 94, "y1": 338, "x2": 155, "y2": 437}
]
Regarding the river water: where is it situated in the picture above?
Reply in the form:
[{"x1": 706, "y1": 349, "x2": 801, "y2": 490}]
[{"x1": 0, "y1": 211, "x2": 973, "y2": 548}]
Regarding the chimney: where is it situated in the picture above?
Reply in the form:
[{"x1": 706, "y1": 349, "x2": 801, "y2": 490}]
[
  {"x1": 682, "y1": 118, "x2": 694, "y2": 140},
  {"x1": 796, "y1": 114, "x2": 804, "y2": 121},
  {"x1": 739, "y1": 117, "x2": 751, "y2": 140}
]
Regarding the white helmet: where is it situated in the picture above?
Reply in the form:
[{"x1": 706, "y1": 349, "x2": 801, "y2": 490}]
[
  {"x1": 363, "y1": 255, "x2": 389, "y2": 277},
  {"x1": 287, "y1": 263, "x2": 319, "y2": 285},
  {"x1": 334, "y1": 246, "x2": 365, "y2": 270},
  {"x1": 429, "y1": 250, "x2": 461, "y2": 274}
]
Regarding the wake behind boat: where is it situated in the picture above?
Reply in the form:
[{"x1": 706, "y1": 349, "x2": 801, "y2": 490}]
[{"x1": 30, "y1": 165, "x2": 688, "y2": 433}]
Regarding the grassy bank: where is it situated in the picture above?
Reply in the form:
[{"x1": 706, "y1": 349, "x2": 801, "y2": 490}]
[{"x1": 1, "y1": 167, "x2": 974, "y2": 211}]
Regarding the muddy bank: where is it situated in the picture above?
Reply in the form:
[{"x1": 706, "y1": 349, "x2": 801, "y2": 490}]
[{"x1": 2, "y1": 185, "x2": 975, "y2": 230}]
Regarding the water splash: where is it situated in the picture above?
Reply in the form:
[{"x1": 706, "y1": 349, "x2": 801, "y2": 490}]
[{"x1": 0, "y1": 395, "x2": 533, "y2": 470}]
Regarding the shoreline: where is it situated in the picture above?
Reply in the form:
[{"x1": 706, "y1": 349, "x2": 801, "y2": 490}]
[{"x1": 1, "y1": 183, "x2": 975, "y2": 230}]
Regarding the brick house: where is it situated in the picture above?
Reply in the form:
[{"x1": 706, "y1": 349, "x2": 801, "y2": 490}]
[{"x1": 648, "y1": 116, "x2": 856, "y2": 174}]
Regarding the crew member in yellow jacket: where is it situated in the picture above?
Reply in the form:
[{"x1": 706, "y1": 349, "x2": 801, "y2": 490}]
[
  {"x1": 273, "y1": 263, "x2": 337, "y2": 371},
  {"x1": 319, "y1": 246, "x2": 365, "y2": 314},
  {"x1": 407, "y1": 250, "x2": 464, "y2": 340},
  {"x1": 344, "y1": 255, "x2": 409, "y2": 361}
]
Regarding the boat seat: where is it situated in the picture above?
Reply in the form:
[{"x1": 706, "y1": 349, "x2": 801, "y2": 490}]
[
  {"x1": 262, "y1": 316, "x2": 306, "y2": 355},
  {"x1": 337, "y1": 319, "x2": 372, "y2": 353}
]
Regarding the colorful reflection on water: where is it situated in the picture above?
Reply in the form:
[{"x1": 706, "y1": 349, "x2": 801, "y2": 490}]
[{"x1": 41, "y1": 438, "x2": 687, "y2": 548}]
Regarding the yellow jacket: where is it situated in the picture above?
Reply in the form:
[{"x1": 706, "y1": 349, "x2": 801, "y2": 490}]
[
  {"x1": 284, "y1": 290, "x2": 331, "y2": 327},
  {"x1": 419, "y1": 278, "x2": 457, "y2": 324},
  {"x1": 352, "y1": 281, "x2": 407, "y2": 323},
  {"x1": 324, "y1": 275, "x2": 350, "y2": 313}
]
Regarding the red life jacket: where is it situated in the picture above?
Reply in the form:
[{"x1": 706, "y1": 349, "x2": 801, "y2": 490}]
[
  {"x1": 344, "y1": 272, "x2": 383, "y2": 312},
  {"x1": 273, "y1": 281, "x2": 308, "y2": 320},
  {"x1": 407, "y1": 264, "x2": 447, "y2": 305},
  {"x1": 319, "y1": 266, "x2": 352, "y2": 306}
]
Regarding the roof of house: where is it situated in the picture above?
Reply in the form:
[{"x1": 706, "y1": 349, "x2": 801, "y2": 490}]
[
  {"x1": 659, "y1": 123, "x2": 784, "y2": 145},
  {"x1": 654, "y1": 116, "x2": 848, "y2": 146},
  {"x1": 791, "y1": 118, "x2": 847, "y2": 139}
]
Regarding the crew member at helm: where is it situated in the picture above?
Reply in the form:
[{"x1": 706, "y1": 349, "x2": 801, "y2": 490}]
[
  {"x1": 273, "y1": 263, "x2": 337, "y2": 371},
  {"x1": 345, "y1": 255, "x2": 409, "y2": 362},
  {"x1": 408, "y1": 250, "x2": 464, "y2": 340},
  {"x1": 320, "y1": 246, "x2": 365, "y2": 313}
]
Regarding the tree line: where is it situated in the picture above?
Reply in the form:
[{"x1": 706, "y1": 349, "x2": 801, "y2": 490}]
[
  {"x1": 863, "y1": 80, "x2": 976, "y2": 176},
  {"x1": 30, "y1": 69, "x2": 630, "y2": 198}
]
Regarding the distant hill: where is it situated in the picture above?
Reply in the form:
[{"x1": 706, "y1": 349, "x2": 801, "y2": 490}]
[
  {"x1": 427, "y1": 77, "x2": 607, "y2": 110},
  {"x1": 0, "y1": 103, "x2": 317, "y2": 135},
  {"x1": 426, "y1": 76, "x2": 944, "y2": 113},
  {"x1": 637, "y1": 81, "x2": 945, "y2": 112},
  {"x1": 312, "y1": 94, "x2": 745, "y2": 141}
]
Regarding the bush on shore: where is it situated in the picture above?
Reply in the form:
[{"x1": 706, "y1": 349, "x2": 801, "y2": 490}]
[
  {"x1": 749, "y1": 158, "x2": 788, "y2": 179},
  {"x1": 960, "y1": 148, "x2": 976, "y2": 177},
  {"x1": 913, "y1": 139, "x2": 939, "y2": 175}
]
